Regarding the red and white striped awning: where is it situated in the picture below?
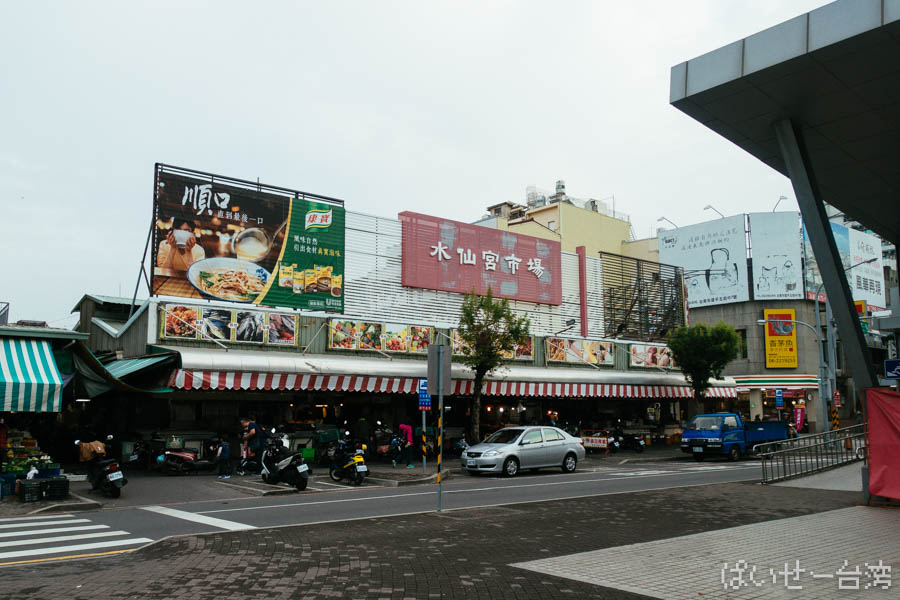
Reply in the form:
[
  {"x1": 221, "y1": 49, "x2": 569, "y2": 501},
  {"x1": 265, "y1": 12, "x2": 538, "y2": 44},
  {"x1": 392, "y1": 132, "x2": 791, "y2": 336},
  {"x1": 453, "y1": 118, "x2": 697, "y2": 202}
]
[{"x1": 170, "y1": 369, "x2": 735, "y2": 399}]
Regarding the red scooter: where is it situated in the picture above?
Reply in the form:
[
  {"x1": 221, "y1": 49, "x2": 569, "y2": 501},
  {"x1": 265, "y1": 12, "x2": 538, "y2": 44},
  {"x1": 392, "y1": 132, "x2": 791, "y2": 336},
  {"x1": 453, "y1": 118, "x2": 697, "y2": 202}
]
[{"x1": 157, "y1": 444, "x2": 215, "y2": 475}]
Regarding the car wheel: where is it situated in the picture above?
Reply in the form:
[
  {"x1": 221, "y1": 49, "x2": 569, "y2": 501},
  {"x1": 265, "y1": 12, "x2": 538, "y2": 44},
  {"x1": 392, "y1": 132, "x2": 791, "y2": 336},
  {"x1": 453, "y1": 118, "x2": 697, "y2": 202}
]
[
  {"x1": 562, "y1": 453, "x2": 577, "y2": 473},
  {"x1": 728, "y1": 446, "x2": 740, "y2": 462},
  {"x1": 693, "y1": 453, "x2": 704, "y2": 462},
  {"x1": 502, "y1": 457, "x2": 519, "y2": 477}
]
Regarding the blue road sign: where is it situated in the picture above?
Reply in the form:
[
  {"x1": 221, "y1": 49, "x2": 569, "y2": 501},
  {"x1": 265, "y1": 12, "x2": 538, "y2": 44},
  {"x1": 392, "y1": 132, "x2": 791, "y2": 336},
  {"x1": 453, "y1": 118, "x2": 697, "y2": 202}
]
[
  {"x1": 418, "y1": 378, "x2": 432, "y2": 411},
  {"x1": 775, "y1": 388, "x2": 784, "y2": 409},
  {"x1": 885, "y1": 359, "x2": 900, "y2": 379}
]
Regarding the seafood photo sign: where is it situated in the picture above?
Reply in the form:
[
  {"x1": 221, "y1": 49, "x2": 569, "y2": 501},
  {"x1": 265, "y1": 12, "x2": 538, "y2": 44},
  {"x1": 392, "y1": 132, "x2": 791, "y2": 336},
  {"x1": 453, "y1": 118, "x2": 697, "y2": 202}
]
[
  {"x1": 151, "y1": 165, "x2": 345, "y2": 312},
  {"x1": 161, "y1": 304, "x2": 299, "y2": 346}
]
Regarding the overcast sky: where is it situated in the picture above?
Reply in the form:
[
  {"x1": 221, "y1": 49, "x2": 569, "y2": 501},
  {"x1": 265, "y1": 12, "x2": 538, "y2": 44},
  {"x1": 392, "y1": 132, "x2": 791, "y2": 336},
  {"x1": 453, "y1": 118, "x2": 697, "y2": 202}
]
[{"x1": 1, "y1": 0, "x2": 830, "y2": 326}]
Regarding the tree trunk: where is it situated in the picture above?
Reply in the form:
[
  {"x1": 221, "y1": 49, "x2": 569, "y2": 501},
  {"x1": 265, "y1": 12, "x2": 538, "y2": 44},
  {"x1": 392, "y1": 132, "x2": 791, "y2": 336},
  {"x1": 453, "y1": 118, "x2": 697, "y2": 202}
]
[{"x1": 471, "y1": 372, "x2": 485, "y2": 442}]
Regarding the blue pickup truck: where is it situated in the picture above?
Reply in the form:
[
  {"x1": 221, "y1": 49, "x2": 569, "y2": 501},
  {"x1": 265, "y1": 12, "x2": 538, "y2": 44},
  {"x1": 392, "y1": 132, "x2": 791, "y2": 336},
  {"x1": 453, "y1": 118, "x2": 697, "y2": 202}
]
[{"x1": 680, "y1": 413, "x2": 789, "y2": 461}]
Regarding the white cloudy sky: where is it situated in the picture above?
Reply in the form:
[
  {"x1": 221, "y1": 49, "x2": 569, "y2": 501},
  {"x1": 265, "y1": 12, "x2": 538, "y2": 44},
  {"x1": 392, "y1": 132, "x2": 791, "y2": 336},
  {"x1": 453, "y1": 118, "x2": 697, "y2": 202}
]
[{"x1": 1, "y1": 0, "x2": 830, "y2": 325}]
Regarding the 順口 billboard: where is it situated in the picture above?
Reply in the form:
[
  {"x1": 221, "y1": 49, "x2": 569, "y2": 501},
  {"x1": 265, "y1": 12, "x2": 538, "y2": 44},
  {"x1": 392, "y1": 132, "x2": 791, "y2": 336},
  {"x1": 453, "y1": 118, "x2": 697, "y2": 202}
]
[
  {"x1": 657, "y1": 215, "x2": 749, "y2": 308},
  {"x1": 749, "y1": 212, "x2": 803, "y2": 301},
  {"x1": 151, "y1": 165, "x2": 345, "y2": 313}
]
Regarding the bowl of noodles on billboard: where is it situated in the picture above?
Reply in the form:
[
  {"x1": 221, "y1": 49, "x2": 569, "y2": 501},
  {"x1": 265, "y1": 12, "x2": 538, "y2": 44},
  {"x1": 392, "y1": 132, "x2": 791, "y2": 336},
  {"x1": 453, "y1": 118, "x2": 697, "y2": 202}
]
[{"x1": 186, "y1": 257, "x2": 270, "y2": 303}]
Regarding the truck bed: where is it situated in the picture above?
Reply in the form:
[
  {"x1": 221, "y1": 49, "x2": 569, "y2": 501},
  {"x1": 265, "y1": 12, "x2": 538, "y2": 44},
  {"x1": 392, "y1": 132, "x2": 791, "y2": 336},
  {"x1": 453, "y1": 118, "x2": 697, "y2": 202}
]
[{"x1": 744, "y1": 422, "x2": 789, "y2": 444}]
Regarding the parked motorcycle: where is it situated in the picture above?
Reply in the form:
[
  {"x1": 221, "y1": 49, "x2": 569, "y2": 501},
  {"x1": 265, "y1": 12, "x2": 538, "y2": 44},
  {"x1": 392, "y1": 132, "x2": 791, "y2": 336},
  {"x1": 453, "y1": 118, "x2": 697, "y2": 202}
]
[
  {"x1": 327, "y1": 432, "x2": 368, "y2": 485},
  {"x1": 76, "y1": 435, "x2": 127, "y2": 498},
  {"x1": 158, "y1": 442, "x2": 216, "y2": 475},
  {"x1": 260, "y1": 428, "x2": 310, "y2": 491},
  {"x1": 613, "y1": 421, "x2": 645, "y2": 453}
]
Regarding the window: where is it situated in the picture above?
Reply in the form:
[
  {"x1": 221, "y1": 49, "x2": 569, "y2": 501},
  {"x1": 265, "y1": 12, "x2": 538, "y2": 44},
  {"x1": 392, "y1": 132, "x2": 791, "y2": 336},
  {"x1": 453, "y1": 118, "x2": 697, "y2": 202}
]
[
  {"x1": 543, "y1": 428, "x2": 563, "y2": 441},
  {"x1": 521, "y1": 429, "x2": 544, "y2": 445},
  {"x1": 736, "y1": 329, "x2": 748, "y2": 359},
  {"x1": 724, "y1": 416, "x2": 739, "y2": 429}
]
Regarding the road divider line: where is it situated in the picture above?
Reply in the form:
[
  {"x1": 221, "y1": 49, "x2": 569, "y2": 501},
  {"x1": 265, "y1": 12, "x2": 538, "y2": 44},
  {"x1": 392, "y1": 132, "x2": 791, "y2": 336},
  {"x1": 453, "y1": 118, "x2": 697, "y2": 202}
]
[
  {"x1": 0, "y1": 514, "x2": 73, "y2": 523},
  {"x1": 0, "y1": 525, "x2": 109, "y2": 539},
  {"x1": 0, "y1": 519, "x2": 90, "y2": 531},
  {"x1": 140, "y1": 505, "x2": 256, "y2": 531},
  {"x1": 0, "y1": 530, "x2": 129, "y2": 549},
  {"x1": 0, "y1": 548, "x2": 138, "y2": 568},
  {"x1": 0, "y1": 538, "x2": 152, "y2": 561}
]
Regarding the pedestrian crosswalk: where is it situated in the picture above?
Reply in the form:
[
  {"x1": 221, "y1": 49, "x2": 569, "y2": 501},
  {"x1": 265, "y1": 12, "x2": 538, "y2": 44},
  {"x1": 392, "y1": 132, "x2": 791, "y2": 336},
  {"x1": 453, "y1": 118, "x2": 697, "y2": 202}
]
[{"x1": 0, "y1": 513, "x2": 152, "y2": 567}]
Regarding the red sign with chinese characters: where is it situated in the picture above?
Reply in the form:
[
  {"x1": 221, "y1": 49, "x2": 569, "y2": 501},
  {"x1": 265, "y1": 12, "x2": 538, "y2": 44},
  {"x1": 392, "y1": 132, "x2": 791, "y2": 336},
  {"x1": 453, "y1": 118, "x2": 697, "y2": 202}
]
[{"x1": 399, "y1": 212, "x2": 562, "y2": 305}]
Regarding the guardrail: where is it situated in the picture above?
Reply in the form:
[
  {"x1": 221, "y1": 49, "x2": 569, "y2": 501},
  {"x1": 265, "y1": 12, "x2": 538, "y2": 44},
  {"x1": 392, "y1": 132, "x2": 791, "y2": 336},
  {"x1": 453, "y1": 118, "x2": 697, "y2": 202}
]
[{"x1": 754, "y1": 424, "x2": 866, "y2": 484}]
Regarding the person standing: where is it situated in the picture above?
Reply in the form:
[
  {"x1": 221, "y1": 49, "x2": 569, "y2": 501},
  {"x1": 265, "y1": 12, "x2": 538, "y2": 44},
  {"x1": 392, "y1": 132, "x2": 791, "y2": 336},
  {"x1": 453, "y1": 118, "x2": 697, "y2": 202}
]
[
  {"x1": 216, "y1": 436, "x2": 231, "y2": 479},
  {"x1": 241, "y1": 418, "x2": 263, "y2": 474},
  {"x1": 396, "y1": 420, "x2": 414, "y2": 469}
]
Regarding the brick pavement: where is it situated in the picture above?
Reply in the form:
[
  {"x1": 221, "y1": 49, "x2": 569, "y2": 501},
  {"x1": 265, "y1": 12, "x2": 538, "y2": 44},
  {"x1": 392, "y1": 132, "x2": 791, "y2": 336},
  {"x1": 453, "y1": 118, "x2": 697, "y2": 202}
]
[{"x1": 1, "y1": 482, "x2": 859, "y2": 599}]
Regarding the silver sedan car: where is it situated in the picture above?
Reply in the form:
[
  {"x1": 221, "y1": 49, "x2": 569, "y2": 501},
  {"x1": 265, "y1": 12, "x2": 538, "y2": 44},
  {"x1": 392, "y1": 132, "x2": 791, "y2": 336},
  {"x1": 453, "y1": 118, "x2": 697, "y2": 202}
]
[{"x1": 460, "y1": 426, "x2": 585, "y2": 477}]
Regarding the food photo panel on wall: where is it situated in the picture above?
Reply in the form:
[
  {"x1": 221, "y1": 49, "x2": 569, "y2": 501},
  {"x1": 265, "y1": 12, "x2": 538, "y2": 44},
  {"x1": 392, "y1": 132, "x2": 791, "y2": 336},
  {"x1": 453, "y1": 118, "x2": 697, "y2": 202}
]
[
  {"x1": 330, "y1": 320, "x2": 358, "y2": 350},
  {"x1": 267, "y1": 313, "x2": 296, "y2": 346},
  {"x1": 629, "y1": 344, "x2": 676, "y2": 368},
  {"x1": 408, "y1": 326, "x2": 433, "y2": 354},
  {"x1": 234, "y1": 311, "x2": 266, "y2": 343},
  {"x1": 151, "y1": 167, "x2": 345, "y2": 313},
  {"x1": 202, "y1": 309, "x2": 234, "y2": 342},
  {"x1": 381, "y1": 323, "x2": 410, "y2": 353},
  {"x1": 163, "y1": 305, "x2": 200, "y2": 339}
]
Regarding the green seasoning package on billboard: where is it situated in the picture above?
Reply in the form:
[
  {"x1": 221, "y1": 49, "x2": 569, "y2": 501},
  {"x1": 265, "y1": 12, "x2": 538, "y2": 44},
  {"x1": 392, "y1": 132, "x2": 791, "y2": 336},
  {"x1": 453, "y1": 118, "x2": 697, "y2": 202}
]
[
  {"x1": 151, "y1": 165, "x2": 345, "y2": 313},
  {"x1": 258, "y1": 198, "x2": 345, "y2": 312}
]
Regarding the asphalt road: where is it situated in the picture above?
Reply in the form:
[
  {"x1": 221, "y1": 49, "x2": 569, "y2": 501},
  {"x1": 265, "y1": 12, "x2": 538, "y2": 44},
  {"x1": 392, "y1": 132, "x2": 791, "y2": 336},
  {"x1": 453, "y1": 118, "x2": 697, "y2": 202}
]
[{"x1": 0, "y1": 460, "x2": 760, "y2": 567}]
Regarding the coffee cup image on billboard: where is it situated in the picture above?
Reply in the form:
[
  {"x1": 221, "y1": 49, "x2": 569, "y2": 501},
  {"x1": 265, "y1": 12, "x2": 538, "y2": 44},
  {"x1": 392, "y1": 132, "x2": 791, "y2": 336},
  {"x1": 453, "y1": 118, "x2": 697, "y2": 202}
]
[
  {"x1": 684, "y1": 248, "x2": 739, "y2": 294},
  {"x1": 157, "y1": 218, "x2": 206, "y2": 272}
]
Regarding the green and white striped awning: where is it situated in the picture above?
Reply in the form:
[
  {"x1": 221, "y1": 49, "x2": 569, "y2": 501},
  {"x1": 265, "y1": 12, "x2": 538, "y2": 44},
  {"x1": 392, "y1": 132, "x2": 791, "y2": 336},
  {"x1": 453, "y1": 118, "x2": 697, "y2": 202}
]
[{"x1": 0, "y1": 338, "x2": 64, "y2": 412}]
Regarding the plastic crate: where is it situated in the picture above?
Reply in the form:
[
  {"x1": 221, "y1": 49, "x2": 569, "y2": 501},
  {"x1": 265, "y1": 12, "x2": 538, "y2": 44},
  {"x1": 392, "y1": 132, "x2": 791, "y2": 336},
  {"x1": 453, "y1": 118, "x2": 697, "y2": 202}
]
[
  {"x1": 38, "y1": 468, "x2": 61, "y2": 478},
  {"x1": 0, "y1": 474, "x2": 16, "y2": 498},
  {"x1": 44, "y1": 477, "x2": 69, "y2": 500},
  {"x1": 17, "y1": 480, "x2": 44, "y2": 503}
]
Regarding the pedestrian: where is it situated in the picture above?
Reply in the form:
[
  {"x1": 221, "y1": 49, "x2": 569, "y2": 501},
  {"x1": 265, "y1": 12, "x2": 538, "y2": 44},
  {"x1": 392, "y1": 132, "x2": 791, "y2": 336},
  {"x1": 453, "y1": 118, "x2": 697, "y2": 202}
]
[
  {"x1": 241, "y1": 417, "x2": 263, "y2": 474},
  {"x1": 396, "y1": 418, "x2": 414, "y2": 469},
  {"x1": 216, "y1": 436, "x2": 231, "y2": 479}
]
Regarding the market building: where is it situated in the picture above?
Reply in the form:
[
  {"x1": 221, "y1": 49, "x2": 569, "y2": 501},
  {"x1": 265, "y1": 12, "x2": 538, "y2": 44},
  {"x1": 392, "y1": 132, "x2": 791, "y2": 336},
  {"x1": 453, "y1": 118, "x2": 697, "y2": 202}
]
[{"x1": 65, "y1": 165, "x2": 736, "y2": 453}]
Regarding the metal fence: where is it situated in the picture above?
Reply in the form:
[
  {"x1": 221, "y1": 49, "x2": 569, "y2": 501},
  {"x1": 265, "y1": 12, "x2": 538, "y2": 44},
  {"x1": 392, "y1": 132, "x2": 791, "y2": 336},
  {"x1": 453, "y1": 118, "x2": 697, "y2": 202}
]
[{"x1": 755, "y1": 424, "x2": 866, "y2": 484}]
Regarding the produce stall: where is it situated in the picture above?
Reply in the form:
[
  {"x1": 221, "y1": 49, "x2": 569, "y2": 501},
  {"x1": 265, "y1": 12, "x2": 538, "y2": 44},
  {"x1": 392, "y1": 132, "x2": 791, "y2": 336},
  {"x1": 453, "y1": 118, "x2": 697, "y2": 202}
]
[{"x1": 1, "y1": 428, "x2": 68, "y2": 502}]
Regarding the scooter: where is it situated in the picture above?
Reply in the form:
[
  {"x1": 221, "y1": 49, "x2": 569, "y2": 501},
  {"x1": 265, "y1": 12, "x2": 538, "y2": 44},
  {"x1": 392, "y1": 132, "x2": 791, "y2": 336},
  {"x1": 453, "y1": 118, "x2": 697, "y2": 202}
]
[
  {"x1": 327, "y1": 433, "x2": 368, "y2": 486},
  {"x1": 613, "y1": 421, "x2": 645, "y2": 453},
  {"x1": 260, "y1": 428, "x2": 310, "y2": 491},
  {"x1": 76, "y1": 435, "x2": 127, "y2": 498},
  {"x1": 158, "y1": 444, "x2": 216, "y2": 475}
]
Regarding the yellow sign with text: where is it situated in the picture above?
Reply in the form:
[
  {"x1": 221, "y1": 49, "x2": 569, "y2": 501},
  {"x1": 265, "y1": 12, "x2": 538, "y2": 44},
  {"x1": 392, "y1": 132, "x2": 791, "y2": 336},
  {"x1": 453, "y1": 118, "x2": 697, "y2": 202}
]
[{"x1": 764, "y1": 308, "x2": 798, "y2": 369}]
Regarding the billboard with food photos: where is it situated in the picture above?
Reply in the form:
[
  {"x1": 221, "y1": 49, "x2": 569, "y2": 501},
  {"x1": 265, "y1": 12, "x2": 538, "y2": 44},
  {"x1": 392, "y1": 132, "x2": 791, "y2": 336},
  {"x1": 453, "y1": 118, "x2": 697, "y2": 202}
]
[
  {"x1": 763, "y1": 308, "x2": 798, "y2": 369},
  {"x1": 329, "y1": 320, "x2": 434, "y2": 354},
  {"x1": 450, "y1": 329, "x2": 532, "y2": 360},
  {"x1": 629, "y1": 344, "x2": 676, "y2": 369},
  {"x1": 657, "y1": 215, "x2": 749, "y2": 308},
  {"x1": 151, "y1": 165, "x2": 345, "y2": 312},
  {"x1": 546, "y1": 338, "x2": 615, "y2": 366},
  {"x1": 160, "y1": 304, "x2": 296, "y2": 346}
]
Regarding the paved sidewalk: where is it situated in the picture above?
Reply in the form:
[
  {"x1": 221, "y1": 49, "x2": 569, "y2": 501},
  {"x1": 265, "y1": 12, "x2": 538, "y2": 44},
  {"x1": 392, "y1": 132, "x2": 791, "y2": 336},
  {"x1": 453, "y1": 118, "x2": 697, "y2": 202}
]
[{"x1": 1, "y1": 482, "x2": 862, "y2": 599}]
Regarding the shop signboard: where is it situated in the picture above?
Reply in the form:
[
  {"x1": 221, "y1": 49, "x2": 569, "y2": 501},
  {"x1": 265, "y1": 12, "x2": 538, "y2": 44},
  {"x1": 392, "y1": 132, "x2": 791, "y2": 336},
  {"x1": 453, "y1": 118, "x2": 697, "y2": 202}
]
[
  {"x1": 449, "y1": 329, "x2": 533, "y2": 360},
  {"x1": 775, "y1": 388, "x2": 784, "y2": 409},
  {"x1": 399, "y1": 211, "x2": 562, "y2": 305},
  {"x1": 763, "y1": 308, "x2": 798, "y2": 369},
  {"x1": 160, "y1": 303, "x2": 296, "y2": 346},
  {"x1": 802, "y1": 221, "x2": 885, "y2": 311},
  {"x1": 748, "y1": 212, "x2": 803, "y2": 300},
  {"x1": 628, "y1": 344, "x2": 676, "y2": 368},
  {"x1": 418, "y1": 379, "x2": 431, "y2": 411},
  {"x1": 657, "y1": 215, "x2": 749, "y2": 308},
  {"x1": 152, "y1": 165, "x2": 345, "y2": 313},
  {"x1": 794, "y1": 405, "x2": 805, "y2": 430},
  {"x1": 546, "y1": 338, "x2": 615, "y2": 366},
  {"x1": 329, "y1": 319, "x2": 434, "y2": 353}
]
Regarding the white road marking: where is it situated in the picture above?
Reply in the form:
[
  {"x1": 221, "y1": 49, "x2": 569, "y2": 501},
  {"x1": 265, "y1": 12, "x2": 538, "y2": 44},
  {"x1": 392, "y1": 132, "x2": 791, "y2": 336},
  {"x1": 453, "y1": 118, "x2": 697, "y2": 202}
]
[
  {"x1": 141, "y1": 505, "x2": 256, "y2": 531},
  {"x1": 199, "y1": 469, "x2": 756, "y2": 515},
  {"x1": 0, "y1": 531, "x2": 129, "y2": 549},
  {"x1": 0, "y1": 538, "x2": 152, "y2": 561},
  {"x1": 0, "y1": 525, "x2": 109, "y2": 539},
  {"x1": 0, "y1": 514, "x2": 73, "y2": 523},
  {"x1": 0, "y1": 519, "x2": 91, "y2": 531}
]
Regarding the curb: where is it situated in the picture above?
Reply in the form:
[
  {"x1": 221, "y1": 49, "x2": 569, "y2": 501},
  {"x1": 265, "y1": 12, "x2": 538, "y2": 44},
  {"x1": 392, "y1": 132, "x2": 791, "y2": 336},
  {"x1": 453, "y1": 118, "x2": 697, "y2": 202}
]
[
  {"x1": 216, "y1": 479, "x2": 299, "y2": 496},
  {"x1": 26, "y1": 493, "x2": 102, "y2": 515},
  {"x1": 367, "y1": 470, "x2": 453, "y2": 487}
]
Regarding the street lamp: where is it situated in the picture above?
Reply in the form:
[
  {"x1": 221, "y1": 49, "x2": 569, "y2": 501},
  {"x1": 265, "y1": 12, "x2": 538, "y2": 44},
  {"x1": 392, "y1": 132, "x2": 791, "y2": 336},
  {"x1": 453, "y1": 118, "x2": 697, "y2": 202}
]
[
  {"x1": 554, "y1": 319, "x2": 577, "y2": 335},
  {"x1": 703, "y1": 204, "x2": 725, "y2": 219},
  {"x1": 657, "y1": 216, "x2": 678, "y2": 229},
  {"x1": 757, "y1": 318, "x2": 826, "y2": 431},
  {"x1": 773, "y1": 195, "x2": 788, "y2": 212}
]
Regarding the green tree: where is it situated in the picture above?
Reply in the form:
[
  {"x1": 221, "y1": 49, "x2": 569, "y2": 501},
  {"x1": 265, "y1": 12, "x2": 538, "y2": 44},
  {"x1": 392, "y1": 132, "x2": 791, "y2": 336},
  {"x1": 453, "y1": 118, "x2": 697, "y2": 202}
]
[
  {"x1": 667, "y1": 322, "x2": 741, "y2": 416},
  {"x1": 456, "y1": 289, "x2": 530, "y2": 441}
]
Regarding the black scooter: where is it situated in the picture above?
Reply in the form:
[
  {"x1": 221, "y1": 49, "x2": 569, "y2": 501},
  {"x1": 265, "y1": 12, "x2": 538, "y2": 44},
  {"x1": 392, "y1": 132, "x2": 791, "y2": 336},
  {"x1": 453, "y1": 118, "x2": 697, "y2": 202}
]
[
  {"x1": 612, "y1": 421, "x2": 645, "y2": 453},
  {"x1": 260, "y1": 428, "x2": 310, "y2": 491},
  {"x1": 76, "y1": 435, "x2": 127, "y2": 498}
]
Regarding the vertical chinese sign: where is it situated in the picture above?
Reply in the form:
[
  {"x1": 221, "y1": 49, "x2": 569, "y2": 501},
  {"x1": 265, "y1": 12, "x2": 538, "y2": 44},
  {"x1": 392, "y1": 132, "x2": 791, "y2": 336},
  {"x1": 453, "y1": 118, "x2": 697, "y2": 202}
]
[
  {"x1": 399, "y1": 211, "x2": 561, "y2": 305},
  {"x1": 763, "y1": 308, "x2": 798, "y2": 369},
  {"x1": 152, "y1": 165, "x2": 345, "y2": 312}
]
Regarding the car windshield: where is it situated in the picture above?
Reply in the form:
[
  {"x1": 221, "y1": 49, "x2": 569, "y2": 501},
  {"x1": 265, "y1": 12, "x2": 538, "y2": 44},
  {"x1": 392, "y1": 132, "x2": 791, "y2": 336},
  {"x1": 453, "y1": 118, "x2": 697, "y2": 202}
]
[
  {"x1": 484, "y1": 429, "x2": 523, "y2": 444},
  {"x1": 687, "y1": 416, "x2": 723, "y2": 431}
]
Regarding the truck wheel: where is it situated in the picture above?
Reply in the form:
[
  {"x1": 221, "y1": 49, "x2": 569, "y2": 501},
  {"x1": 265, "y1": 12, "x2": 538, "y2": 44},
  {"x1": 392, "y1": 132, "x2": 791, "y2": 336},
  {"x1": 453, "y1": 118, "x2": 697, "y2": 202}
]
[
  {"x1": 693, "y1": 453, "x2": 704, "y2": 462},
  {"x1": 728, "y1": 446, "x2": 740, "y2": 461}
]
